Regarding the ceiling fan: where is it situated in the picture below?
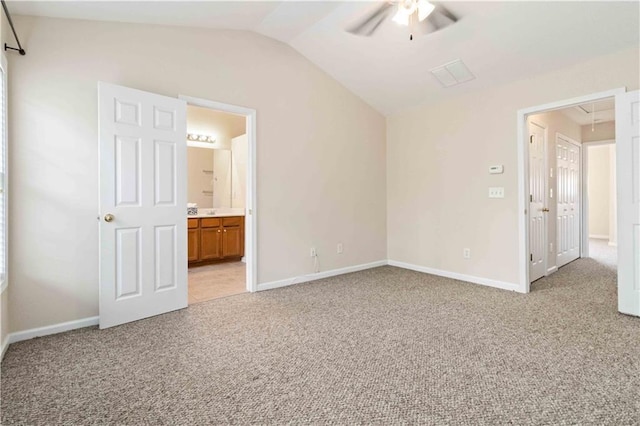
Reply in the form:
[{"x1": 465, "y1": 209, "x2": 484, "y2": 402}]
[{"x1": 347, "y1": 0, "x2": 458, "y2": 40}]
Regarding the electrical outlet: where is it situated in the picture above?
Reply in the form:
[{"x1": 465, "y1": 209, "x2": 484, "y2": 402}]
[
  {"x1": 337, "y1": 243, "x2": 343, "y2": 254},
  {"x1": 310, "y1": 247, "x2": 317, "y2": 258},
  {"x1": 463, "y1": 248, "x2": 471, "y2": 259}
]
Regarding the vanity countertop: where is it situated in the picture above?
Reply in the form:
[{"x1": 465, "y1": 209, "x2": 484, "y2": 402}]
[
  {"x1": 189, "y1": 213, "x2": 244, "y2": 218},
  {"x1": 188, "y1": 210, "x2": 245, "y2": 219}
]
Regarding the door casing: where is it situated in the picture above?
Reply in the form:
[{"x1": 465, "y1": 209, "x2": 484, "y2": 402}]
[
  {"x1": 179, "y1": 95, "x2": 258, "y2": 293},
  {"x1": 516, "y1": 87, "x2": 625, "y2": 293}
]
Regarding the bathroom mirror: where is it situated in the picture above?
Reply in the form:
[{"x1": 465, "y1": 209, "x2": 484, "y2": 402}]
[{"x1": 187, "y1": 146, "x2": 232, "y2": 209}]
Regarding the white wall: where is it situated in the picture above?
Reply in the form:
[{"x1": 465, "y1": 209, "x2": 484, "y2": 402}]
[
  {"x1": 582, "y1": 121, "x2": 617, "y2": 246},
  {"x1": 187, "y1": 105, "x2": 245, "y2": 150},
  {"x1": 587, "y1": 145, "x2": 611, "y2": 238},
  {"x1": 527, "y1": 110, "x2": 582, "y2": 270},
  {"x1": 387, "y1": 47, "x2": 639, "y2": 285},
  {"x1": 8, "y1": 16, "x2": 387, "y2": 333}
]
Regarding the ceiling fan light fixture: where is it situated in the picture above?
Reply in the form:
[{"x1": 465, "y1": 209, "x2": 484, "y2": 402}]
[
  {"x1": 393, "y1": 7, "x2": 410, "y2": 27},
  {"x1": 417, "y1": 0, "x2": 435, "y2": 22},
  {"x1": 392, "y1": 0, "x2": 435, "y2": 27},
  {"x1": 399, "y1": 0, "x2": 418, "y2": 15}
]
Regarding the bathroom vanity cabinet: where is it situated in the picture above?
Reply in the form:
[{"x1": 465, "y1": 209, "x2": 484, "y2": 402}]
[{"x1": 187, "y1": 216, "x2": 244, "y2": 265}]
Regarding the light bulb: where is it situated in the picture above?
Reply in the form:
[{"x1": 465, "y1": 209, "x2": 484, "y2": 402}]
[
  {"x1": 392, "y1": 8, "x2": 410, "y2": 26},
  {"x1": 400, "y1": 0, "x2": 418, "y2": 15},
  {"x1": 417, "y1": 0, "x2": 435, "y2": 21}
]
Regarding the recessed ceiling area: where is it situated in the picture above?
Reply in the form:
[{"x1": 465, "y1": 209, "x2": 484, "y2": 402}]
[
  {"x1": 561, "y1": 98, "x2": 616, "y2": 125},
  {"x1": 7, "y1": 1, "x2": 640, "y2": 116}
]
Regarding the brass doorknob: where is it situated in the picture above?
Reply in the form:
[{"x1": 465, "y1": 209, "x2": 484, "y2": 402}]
[
  {"x1": 542, "y1": 208, "x2": 550, "y2": 212},
  {"x1": 217, "y1": 229, "x2": 221, "y2": 233},
  {"x1": 104, "y1": 214, "x2": 115, "y2": 222}
]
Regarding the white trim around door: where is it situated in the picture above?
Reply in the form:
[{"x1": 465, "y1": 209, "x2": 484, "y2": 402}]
[
  {"x1": 516, "y1": 87, "x2": 625, "y2": 293},
  {"x1": 178, "y1": 95, "x2": 258, "y2": 293}
]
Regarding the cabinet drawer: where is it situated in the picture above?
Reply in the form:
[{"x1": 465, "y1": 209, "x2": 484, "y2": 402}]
[
  {"x1": 201, "y1": 217, "x2": 221, "y2": 228},
  {"x1": 222, "y1": 216, "x2": 242, "y2": 227},
  {"x1": 187, "y1": 219, "x2": 199, "y2": 229}
]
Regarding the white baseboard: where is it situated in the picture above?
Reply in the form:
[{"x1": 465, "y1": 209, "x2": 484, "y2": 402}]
[
  {"x1": 1, "y1": 335, "x2": 8, "y2": 361},
  {"x1": 0, "y1": 259, "x2": 523, "y2": 353},
  {"x1": 257, "y1": 260, "x2": 388, "y2": 292},
  {"x1": 547, "y1": 266, "x2": 558, "y2": 275},
  {"x1": 388, "y1": 260, "x2": 523, "y2": 293},
  {"x1": 589, "y1": 234, "x2": 609, "y2": 240},
  {"x1": 7, "y1": 316, "x2": 99, "y2": 346}
]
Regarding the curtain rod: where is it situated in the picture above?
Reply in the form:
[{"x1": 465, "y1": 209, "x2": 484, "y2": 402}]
[{"x1": 1, "y1": 0, "x2": 26, "y2": 55}]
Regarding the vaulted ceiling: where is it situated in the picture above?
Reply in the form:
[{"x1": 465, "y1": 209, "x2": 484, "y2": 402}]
[{"x1": 8, "y1": 1, "x2": 640, "y2": 115}]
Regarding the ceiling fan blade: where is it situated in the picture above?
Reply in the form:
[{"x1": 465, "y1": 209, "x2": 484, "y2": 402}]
[
  {"x1": 416, "y1": 4, "x2": 458, "y2": 35},
  {"x1": 347, "y1": 2, "x2": 394, "y2": 36}
]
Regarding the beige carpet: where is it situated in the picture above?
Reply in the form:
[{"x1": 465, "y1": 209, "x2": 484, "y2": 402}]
[
  {"x1": 2, "y1": 257, "x2": 638, "y2": 424},
  {"x1": 188, "y1": 261, "x2": 246, "y2": 304},
  {"x1": 588, "y1": 238, "x2": 617, "y2": 268}
]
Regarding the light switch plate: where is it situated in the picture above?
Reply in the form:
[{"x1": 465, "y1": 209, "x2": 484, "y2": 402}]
[{"x1": 489, "y1": 187, "x2": 505, "y2": 198}]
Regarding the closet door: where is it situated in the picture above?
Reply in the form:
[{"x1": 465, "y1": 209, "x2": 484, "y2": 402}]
[
  {"x1": 529, "y1": 121, "x2": 547, "y2": 282},
  {"x1": 556, "y1": 134, "x2": 581, "y2": 268}
]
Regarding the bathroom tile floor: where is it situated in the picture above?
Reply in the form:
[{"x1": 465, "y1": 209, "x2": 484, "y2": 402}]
[{"x1": 188, "y1": 261, "x2": 246, "y2": 305}]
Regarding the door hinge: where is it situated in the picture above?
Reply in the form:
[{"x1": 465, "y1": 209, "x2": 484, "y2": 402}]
[
  {"x1": 530, "y1": 194, "x2": 533, "y2": 202},
  {"x1": 530, "y1": 135, "x2": 534, "y2": 144},
  {"x1": 530, "y1": 253, "x2": 533, "y2": 262}
]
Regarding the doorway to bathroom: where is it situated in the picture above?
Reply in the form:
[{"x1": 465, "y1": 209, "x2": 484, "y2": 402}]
[{"x1": 183, "y1": 97, "x2": 256, "y2": 304}]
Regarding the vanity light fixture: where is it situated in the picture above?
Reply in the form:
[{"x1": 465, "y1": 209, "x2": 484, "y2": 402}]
[
  {"x1": 187, "y1": 133, "x2": 215, "y2": 144},
  {"x1": 187, "y1": 133, "x2": 217, "y2": 149}
]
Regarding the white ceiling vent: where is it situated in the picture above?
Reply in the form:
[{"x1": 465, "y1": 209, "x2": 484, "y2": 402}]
[{"x1": 430, "y1": 59, "x2": 475, "y2": 88}]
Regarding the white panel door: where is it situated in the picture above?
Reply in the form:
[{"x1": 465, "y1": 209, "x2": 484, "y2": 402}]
[
  {"x1": 616, "y1": 90, "x2": 640, "y2": 316},
  {"x1": 529, "y1": 121, "x2": 547, "y2": 282},
  {"x1": 99, "y1": 82, "x2": 187, "y2": 329},
  {"x1": 556, "y1": 135, "x2": 581, "y2": 268}
]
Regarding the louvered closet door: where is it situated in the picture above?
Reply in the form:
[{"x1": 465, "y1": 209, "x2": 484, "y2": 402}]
[
  {"x1": 556, "y1": 135, "x2": 581, "y2": 268},
  {"x1": 99, "y1": 82, "x2": 187, "y2": 329}
]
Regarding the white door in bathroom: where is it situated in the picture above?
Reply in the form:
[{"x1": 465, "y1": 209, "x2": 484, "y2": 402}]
[{"x1": 98, "y1": 82, "x2": 188, "y2": 328}]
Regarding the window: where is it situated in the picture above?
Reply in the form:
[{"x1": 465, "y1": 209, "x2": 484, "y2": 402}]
[{"x1": 0, "y1": 55, "x2": 7, "y2": 290}]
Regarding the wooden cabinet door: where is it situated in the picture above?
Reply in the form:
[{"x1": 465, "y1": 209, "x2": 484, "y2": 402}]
[
  {"x1": 188, "y1": 228, "x2": 199, "y2": 262},
  {"x1": 200, "y1": 227, "x2": 222, "y2": 260},
  {"x1": 222, "y1": 226, "x2": 242, "y2": 258}
]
